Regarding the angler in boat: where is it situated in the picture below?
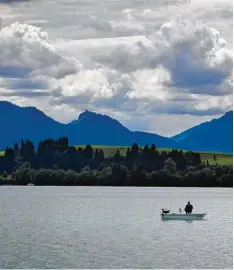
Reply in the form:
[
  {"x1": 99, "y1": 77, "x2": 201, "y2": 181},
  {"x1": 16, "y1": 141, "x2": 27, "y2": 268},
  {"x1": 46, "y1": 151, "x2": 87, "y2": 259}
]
[
  {"x1": 161, "y1": 202, "x2": 206, "y2": 221},
  {"x1": 184, "y1": 201, "x2": 193, "y2": 214}
]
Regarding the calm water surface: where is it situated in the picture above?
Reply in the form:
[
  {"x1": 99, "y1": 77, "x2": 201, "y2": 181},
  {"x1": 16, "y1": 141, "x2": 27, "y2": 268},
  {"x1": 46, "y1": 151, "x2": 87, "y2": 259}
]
[{"x1": 0, "y1": 186, "x2": 232, "y2": 269}]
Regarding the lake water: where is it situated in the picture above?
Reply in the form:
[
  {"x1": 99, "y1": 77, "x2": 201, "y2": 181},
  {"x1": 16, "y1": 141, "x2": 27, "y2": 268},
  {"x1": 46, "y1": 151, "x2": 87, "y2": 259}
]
[{"x1": 0, "y1": 186, "x2": 232, "y2": 269}]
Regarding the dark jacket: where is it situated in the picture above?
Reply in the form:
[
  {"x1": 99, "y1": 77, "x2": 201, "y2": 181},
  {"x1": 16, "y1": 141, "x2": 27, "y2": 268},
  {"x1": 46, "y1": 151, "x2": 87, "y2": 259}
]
[{"x1": 185, "y1": 204, "x2": 193, "y2": 213}]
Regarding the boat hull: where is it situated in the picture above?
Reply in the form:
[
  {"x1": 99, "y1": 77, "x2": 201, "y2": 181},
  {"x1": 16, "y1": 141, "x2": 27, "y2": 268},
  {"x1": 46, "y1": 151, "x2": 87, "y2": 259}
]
[{"x1": 161, "y1": 213, "x2": 206, "y2": 221}]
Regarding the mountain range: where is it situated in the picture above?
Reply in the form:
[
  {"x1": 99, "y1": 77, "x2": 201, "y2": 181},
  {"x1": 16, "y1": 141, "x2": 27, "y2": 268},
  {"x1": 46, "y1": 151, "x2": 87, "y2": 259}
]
[{"x1": 0, "y1": 101, "x2": 232, "y2": 153}]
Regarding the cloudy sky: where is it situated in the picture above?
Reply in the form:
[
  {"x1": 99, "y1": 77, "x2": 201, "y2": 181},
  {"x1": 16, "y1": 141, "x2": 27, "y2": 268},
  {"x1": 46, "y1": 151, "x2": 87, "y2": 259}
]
[{"x1": 0, "y1": 0, "x2": 233, "y2": 136}]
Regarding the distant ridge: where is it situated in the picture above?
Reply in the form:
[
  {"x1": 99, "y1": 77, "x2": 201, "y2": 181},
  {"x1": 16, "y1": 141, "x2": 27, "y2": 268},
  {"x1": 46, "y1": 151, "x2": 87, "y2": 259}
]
[
  {"x1": 171, "y1": 111, "x2": 233, "y2": 154},
  {"x1": 0, "y1": 101, "x2": 232, "y2": 153},
  {"x1": 0, "y1": 101, "x2": 179, "y2": 150}
]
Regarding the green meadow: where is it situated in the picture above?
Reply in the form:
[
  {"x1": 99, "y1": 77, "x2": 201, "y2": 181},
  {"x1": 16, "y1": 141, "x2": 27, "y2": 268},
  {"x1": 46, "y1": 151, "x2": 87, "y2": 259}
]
[
  {"x1": 0, "y1": 146, "x2": 232, "y2": 165},
  {"x1": 74, "y1": 145, "x2": 233, "y2": 166}
]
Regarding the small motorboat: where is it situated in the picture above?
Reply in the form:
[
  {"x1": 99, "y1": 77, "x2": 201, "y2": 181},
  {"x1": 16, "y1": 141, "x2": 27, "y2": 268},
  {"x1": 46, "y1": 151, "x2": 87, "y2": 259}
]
[{"x1": 161, "y1": 208, "x2": 206, "y2": 221}]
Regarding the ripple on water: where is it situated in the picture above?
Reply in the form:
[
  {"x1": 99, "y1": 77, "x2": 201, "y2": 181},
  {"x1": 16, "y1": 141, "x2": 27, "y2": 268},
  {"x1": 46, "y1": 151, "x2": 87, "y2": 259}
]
[{"x1": 0, "y1": 186, "x2": 232, "y2": 268}]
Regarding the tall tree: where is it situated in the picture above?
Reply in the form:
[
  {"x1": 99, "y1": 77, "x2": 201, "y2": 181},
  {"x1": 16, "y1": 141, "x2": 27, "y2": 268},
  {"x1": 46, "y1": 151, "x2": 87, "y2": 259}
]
[{"x1": 83, "y1": 144, "x2": 93, "y2": 159}]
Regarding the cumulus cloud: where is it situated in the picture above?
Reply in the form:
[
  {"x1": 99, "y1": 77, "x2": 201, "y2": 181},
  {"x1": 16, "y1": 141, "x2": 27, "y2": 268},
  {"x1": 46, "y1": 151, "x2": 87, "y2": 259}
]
[
  {"x1": 96, "y1": 18, "x2": 232, "y2": 105},
  {"x1": 0, "y1": 13, "x2": 232, "y2": 135},
  {"x1": 0, "y1": 22, "x2": 81, "y2": 76},
  {"x1": 0, "y1": 22, "x2": 83, "y2": 97},
  {"x1": 0, "y1": 22, "x2": 131, "y2": 108}
]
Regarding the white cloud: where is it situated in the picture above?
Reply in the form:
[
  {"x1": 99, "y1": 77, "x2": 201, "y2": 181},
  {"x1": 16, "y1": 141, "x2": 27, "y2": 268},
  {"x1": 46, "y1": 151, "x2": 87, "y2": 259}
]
[
  {"x1": 0, "y1": 19, "x2": 232, "y2": 118},
  {"x1": 0, "y1": 21, "x2": 131, "y2": 109},
  {"x1": 0, "y1": 0, "x2": 232, "y2": 136},
  {"x1": 0, "y1": 22, "x2": 82, "y2": 80},
  {"x1": 56, "y1": 68, "x2": 128, "y2": 101},
  {"x1": 127, "y1": 67, "x2": 171, "y2": 100}
]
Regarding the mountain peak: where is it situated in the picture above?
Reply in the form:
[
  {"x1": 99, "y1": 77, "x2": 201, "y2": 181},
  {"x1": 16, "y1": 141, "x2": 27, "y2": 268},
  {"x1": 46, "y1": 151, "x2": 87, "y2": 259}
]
[
  {"x1": 0, "y1": 100, "x2": 17, "y2": 108},
  {"x1": 73, "y1": 110, "x2": 126, "y2": 128},
  {"x1": 78, "y1": 110, "x2": 100, "y2": 122},
  {"x1": 0, "y1": 100, "x2": 59, "y2": 123}
]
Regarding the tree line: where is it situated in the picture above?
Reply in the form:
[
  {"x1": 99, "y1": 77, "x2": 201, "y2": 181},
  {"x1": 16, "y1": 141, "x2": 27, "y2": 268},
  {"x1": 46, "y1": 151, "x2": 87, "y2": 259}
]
[{"x1": 0, "y1": 137, "x2": 232, "y2": 187}]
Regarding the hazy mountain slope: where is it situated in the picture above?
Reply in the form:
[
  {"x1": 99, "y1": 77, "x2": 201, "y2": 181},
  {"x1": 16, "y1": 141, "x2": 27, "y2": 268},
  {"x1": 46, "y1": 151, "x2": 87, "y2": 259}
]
[
  {"x1": 172, "y1": 111, "x2": 233, "y2": 153},
  {"x1": 0, "y1": 101, "x2": 65, "y2": 148}
]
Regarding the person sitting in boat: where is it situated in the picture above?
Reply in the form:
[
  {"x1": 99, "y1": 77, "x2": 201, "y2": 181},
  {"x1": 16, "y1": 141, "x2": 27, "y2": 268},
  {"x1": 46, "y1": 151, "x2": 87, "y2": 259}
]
[{"x1": 184, "y1": 201, "x2": 193, "y2": 214}]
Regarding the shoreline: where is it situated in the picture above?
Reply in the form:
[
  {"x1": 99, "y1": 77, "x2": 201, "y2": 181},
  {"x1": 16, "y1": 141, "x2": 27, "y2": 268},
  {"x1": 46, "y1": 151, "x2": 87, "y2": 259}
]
[{"x1": 0, "y1": 184, "x2": 232, "y2": 188}]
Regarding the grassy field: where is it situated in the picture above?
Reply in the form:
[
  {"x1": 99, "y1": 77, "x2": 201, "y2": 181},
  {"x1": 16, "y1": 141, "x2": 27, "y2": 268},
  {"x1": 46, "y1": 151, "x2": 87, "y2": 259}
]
[
  {"x1": 199, "y1": 152, "x2": 233, "y2": 165},
  {"x1": 74, "y1": 145, "x2": 233, "y2": 166},
  {"x1": 0, "y1": 146, "x2": 232, "y2": 165}
]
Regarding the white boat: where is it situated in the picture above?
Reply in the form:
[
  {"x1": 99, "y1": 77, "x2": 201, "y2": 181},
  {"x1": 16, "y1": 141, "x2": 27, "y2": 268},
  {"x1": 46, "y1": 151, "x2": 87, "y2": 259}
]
[{"x1": 161, "y1": 209, "x2": 206, "y2": 221}]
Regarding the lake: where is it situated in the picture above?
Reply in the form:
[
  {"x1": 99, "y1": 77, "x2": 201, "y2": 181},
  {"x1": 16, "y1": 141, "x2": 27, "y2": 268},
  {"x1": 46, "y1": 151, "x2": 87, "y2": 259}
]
[{"x1": 0, "y1": 186, "x2": 232, "y2": 269}]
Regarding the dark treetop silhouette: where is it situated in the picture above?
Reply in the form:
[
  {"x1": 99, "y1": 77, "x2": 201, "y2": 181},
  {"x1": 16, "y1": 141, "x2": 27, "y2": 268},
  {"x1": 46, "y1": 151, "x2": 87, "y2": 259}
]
[{"x1": 0, "y1": 138, "x2": 232, "y2": 187}]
